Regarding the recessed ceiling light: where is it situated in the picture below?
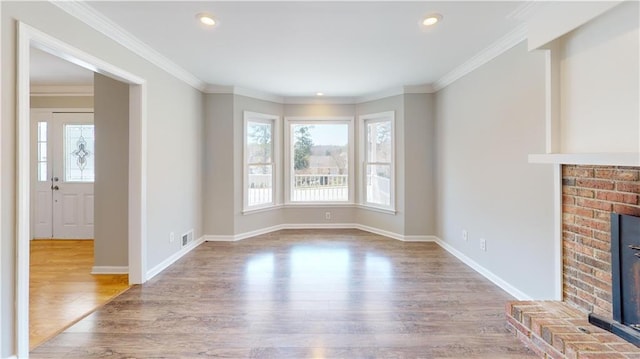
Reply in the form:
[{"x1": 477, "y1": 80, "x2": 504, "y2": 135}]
[
  {"x1": 316, "y1": 92, "x2": 324, "y2": 96},
  {"x1": 197, "y1": 13, "x2": 216, "y2": 27},
  {"x1": 422, "y1": 13, "x2": 442, "y2": 27}
]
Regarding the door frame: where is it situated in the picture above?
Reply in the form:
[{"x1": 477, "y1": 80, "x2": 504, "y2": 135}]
[
  {"x1": 31, "y1": 108, "x2": 94, "y2": 240},
  {"x1": 17, "y1": 22, "x2": 148, "y2": 356}
]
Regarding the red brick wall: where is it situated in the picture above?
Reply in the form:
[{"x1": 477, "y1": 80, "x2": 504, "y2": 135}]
[{"x1": 562, "y1": 165, "x2": 640, "y2": 317}]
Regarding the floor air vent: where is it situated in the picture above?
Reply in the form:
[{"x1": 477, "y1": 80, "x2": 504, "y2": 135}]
[{"x1": 181, "y1": 230, "x2": 194, "y2": 247}]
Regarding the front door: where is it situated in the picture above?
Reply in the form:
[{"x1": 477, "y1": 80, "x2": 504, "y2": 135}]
[{"x1": 33, "y1": 112, "x2": 95, "y2": 239}]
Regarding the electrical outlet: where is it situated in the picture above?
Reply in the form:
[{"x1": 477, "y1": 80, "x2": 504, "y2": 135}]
[
  {"x1": 480, "y1": 238, "x2": 487, "y2": 252},
  {"x1": 325, "y1": 212, "x2": 331, "y2": 220},
  {"x1": 462, "y1": 229, "x2": 468, "y2": 241},
  {"x1": 169, "y1": 232, "x2": 175, "y2": 243}
]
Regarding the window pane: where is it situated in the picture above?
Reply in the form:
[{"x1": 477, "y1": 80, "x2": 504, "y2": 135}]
[
  {"x1": 64, "y1": 124, "x2": 95, "y2": 182},
  {"x1": 248, "y1": 164, "x2": 273, "y2": 206},
  {"x1": 367, "y1": 121, "x2": 392, "y2": 163},
  {"x1": 366, "y1": 164, "x2": 391, "y2": 207},
  {"x1": 37, "y1": 121, "x2": 48, "y2": 182},
  {"x1": 38, "y1": 142, "x2": 47, "y2": 162},
  {"x1": 38, "y1": 162, "x2": 47, "y2": 182},
  {"x1": 247, "y1": 121, "x2": 272, "y2": 163},
  {"x1": 291, "y1": 123, "x2": 348, "y2": 202}
]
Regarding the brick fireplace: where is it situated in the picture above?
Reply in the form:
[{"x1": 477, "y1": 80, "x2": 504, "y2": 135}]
[
  {"x1": 562, "y1": 165, "x2": 640, "y2": 317},
  {"x1": 507, "y1": 164, "x2": 640, "y2": 358}
]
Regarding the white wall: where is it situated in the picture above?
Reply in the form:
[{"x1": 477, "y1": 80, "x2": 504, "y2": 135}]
[
  {"x1": 233, "y1": 95, "x2": 284, "y2": 234},
  {"x1": 355, "y1": 96, "x2": 405, "y2": 234},
  {"x1": 30, "y1": 95, "x2": 93, "y2": 108},
  {"x1": 94, "y1": 73, "x2": 128, "y2": 267},
  {"x1": 203, "y1": 94, "x2": 436, "y2": 238},
  {"x1": 560, "y1": 1, "x2": 639, "y2": 153},
  {"x1": 435, "y1": 42, "x2": 556, "y2": 299},
  {"x1": 1, "y1": 2, "x2": 203, "y2": 356},
  {"x1": 403, "y1": 93, "x2": 435, "y2": 235}
]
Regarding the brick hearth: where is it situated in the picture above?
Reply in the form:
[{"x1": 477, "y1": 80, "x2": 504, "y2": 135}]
[{"x1": 507, "y1": 301, "x2": 640, "y2": 359}]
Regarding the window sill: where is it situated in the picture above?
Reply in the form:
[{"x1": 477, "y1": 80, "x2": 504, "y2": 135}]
[
  {"x1": 356, "y1": 204, "x2": 397, "y2": 215},
  {"x1": 242, "y1": 204, "x2": 283, "y2": 215},
  {"x1": 283, "y1": 202, "x2": 354, "y2": 208}
]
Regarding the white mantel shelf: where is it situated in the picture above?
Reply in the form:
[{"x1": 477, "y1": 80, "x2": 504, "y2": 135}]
[{"x1": 528, "y1": 153, "x2": 640, "y2": 166}]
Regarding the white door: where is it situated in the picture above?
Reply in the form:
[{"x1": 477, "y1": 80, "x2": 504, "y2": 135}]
[{"x1": 33, "y1": 112, "x2": 95, "y2": 239}]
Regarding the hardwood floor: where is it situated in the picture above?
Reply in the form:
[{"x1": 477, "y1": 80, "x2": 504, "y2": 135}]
[
  {"x1": 30, "y1": 240, "x2": 130, "y2": 350},
  {"x1": 31, "y1": 230, "x2": 534, "y2": 358}
]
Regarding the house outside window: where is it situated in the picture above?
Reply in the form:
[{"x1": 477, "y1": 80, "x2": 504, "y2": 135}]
[
  {"x1": 284, "y1": 117, "x2": 354, "y2": 204},
  {"x1": 244, "y1": 112, "x2": 278, "y2": 211},
  {"x1": 360, "y1": 111, "x2": 395, "y2": 211}
]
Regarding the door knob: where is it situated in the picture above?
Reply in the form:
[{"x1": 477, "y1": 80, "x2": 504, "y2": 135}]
[{"x1": 52, "y1": 185, "x2": 59, "y2": 191}]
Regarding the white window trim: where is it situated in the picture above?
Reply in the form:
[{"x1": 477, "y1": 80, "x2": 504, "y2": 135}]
[
  {"x1": 359, "y1": 111, "x2": 396, "y2": 212},
  {"x1": 243, "y1": 111, "x2": 280, "y2": 212},
  {"x1": 284, "y1": 116, "x2": 355, "y2": 205}
]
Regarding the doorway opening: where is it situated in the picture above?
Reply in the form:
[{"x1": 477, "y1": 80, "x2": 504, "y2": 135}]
[{"x1": 17, "y1": 22, "x2": 148, "y2": 356}]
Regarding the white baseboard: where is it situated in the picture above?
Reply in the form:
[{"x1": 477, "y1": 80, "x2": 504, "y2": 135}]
[
  {"x1": 433, "y1": 236, "x2": 531, "y2": 301},
  {"x1": 205, "y1": 223, "x2": 436, "y2": 243},
  {"x1": 4, "y1": 356, "x2": 18, "y2": 359},
  {"x1": 91, "y1": 266, "x2": 128, "y2": 274},
  {"x1": 203, "y1": 227, "x2": 527, "y2": 300},
  {"x1": 354, "y1": 224, "x2": 436, "y2": 242},
  {"x1": 145, "y1": 236, "x2": 205, "y2": 280}
]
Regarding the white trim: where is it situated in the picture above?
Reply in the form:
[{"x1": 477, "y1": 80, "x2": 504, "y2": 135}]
[
  {"x1": 433, "y1": 23, "x2": 528, "y2": 91},
  {"x1": 51, "y1": 1, "x2": 205, "y2": 91},
  {"x1": 16, "y1": 21, "x2": 32, "y2": 357},
  {"x1": 204, "y1": 227, "x2": 532, "y2": 298},
  {"x1": 91, "y1": 266, "x2": 129, "y2": 275},
  {"x1": 243, "y1": 111, "x2": 280, "y2": 212},
  {"x1": 128, "y1": 83, "x2": 147, "y2": 285},
  {"x1": 403, "y1": 84, "x2": 434, "y2": 94},
  {"x1": 553, "y1": 164, "x2": 563, "y2": 301},
  {"x1": 434, "y1": 236, "x2": 532, "y2": 301},
  {"x1": 17, "y1": 22, "x2": 148, "y2": 357},
  {"x1": 205, "y1": 224, "x2": 285, "y2": 242},
  {"x1": 0, "y1": 0, "x2": 3, "y2": 355},
  {"x1": 146, "y1": 236, "x2": 205, "y2": 280},
  {"x1": 283, "y1": 96, "x2": 358, "y2": 105},
  {"x1": 357, "y1": 87, "x2": 405, "y2": 104},
  {"x1": 242, "y1": 204, "x2": 284, "y2": 215},
  {"x1": 30, "y1": 85, "x2": 93, "y2": 97},
  {"x1": 235, "y1": 87, "x2": 284, "y2": 104},
  {"x1": 506, "y1": 1, "x2": 542, "y2": 21},
  {"x1": 204, "y1": 85, "x2": 285, "y2": 104},
  {"x1": 207, "y1": 85, "x2": 434, "y2": 106},
  {"x1": 206, "y1": 224, "x2": 435, "y2": 243},
  {"x1": 284, "y1": 116, "x2": 355, "y2": 205},
  {"x1": 355, "y1": 204, "x2": 397, "y2": 215},
  {"x1": 4, "y1": 356, "x2": 18, "y2": 359},
  {"x1": 528, "y1": 153, "x2": 640, "y2": 166},
  {"x1": 204, "y1": 84, "x2": 234, "y2": 94},
  {"x1": 359, "y1": 111, "x2": 396, "y2": 212}
]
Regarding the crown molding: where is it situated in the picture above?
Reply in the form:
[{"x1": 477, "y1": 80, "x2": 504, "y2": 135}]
[
  {"x1": 506, "y1": 1, "x2": 542, "y2": 21},
  {"x1": 404, "y1": 84, "x2": 435, "y2": 94},
  {"x1": 356, "y1": 84, "x2": 434, "y2": 104},
  {"x1": 235, "y1": 87, "x2": 284, "y2": 104},
  {"x1": 433, "y1": 23, "x2": 528, "y2": 92},
  {"x1": 50, "y1": 1, "x2": 207, "y2": 91},
  {"x1": 30, "y1": 85, "x2": 93, "y2": 97},
  {"x1": 283, "y1": 96, "x2": 358, "y2": 105}
]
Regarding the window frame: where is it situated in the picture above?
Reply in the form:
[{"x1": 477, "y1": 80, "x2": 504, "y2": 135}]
[
  {"x1": 359, "y1": 111, "x2": 395, "y2": 212},
  {"x1": 243, "y1": 111, "x2": 280, "y2": 212},
  {"x1": 284, "y1": 116, "x2": 355, "y2": 205}
]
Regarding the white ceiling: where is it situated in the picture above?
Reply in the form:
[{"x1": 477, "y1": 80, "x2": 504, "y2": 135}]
[
  {"x1": 30, "y1": 47, "x2": 94, "y2": 86},
  {"x1": 32, "y1": 1, "x2": 529, "y2": 98}
]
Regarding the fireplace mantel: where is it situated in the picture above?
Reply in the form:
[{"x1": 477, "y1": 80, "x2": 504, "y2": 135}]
[{"x1": 528, "y1": 153, "x2": 640, "y2": 167}]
